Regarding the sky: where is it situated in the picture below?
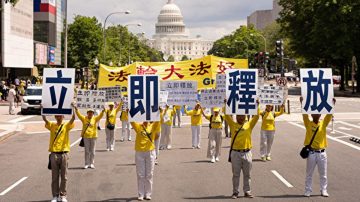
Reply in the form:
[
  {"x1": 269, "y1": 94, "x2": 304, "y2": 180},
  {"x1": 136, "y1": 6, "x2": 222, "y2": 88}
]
[{"x1": 68, "y1": 0, "x2": 274, "y2": 40}]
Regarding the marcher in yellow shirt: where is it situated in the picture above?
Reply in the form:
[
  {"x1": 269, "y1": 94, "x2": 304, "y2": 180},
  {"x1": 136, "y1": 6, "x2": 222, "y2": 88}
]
[
  {"x1": 74, "y1": 106, "x2": 105, "y2": 169},
  {"x1": 42, "y1": 112, "x2": 75, "y2": 202},
  {"x1": 120, "y1": 107, "x2": 131, "y2": 142},
  {"x1": 300, "y1": 97, "x2": 336, "y2": 198},
  {"x1": 173, "y1": 105, "x2": 182, "y2": 127},
  {"x1": 184, "y1": 103, "x2": 203, "y2": 149},
  {"x1": 154, "y1": 107, "x2": 165, "y2": 164},
  {"x1": 201, "y1": 106, "x2": 224, "y2": 163},
  {"x1": 105, "y1": 102, "x2": 122, "y2": 151},
  {"x1": 131, "y1": 121, "x2": 161, "y2": 201},
  {"x1": 160, "y1": 105, "x2": 176, "y2": 150},
  {"x1": 259, "y1": 104, "x2": 285, "y2": 161},
  {"x1": 225, "y1": 100, "x2": 260, "y2": 199}
]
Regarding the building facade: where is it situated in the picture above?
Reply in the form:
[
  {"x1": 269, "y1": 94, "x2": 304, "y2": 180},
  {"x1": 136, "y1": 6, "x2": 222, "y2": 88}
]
[
  {"x1": 147, "y1": 0, "x2": 213, "y2": 61},
  {"x1": 247, "y1": 0, "x2": 281, "y2": 30}
]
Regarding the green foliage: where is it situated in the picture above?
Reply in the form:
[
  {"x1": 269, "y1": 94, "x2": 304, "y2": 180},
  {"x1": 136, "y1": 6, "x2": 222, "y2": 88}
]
[
  {"x1": 167, "y1": 55, "x2": 175, "y2": 62},
  {"x1": 181, "y1": 55, "x2": 189, "y2": 61},
  {"x1": 68, "y1": 16, "x2": 102, "y2": 69}
]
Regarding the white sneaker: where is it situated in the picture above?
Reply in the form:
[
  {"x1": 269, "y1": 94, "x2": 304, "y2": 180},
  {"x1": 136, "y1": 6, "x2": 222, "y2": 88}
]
[
  {"x1": 167, "y1": 145, "x2": 172, "y2": 150},
  {"x1": 84, "y1": 165, "x2": 89, "y2": 169},
  {"x1": 106, "y1": 148, "x2": 110, "y2": 152},
  {"x1": 304, "y1": 191, "x2": 311, "y2": 197},
  {"x1": 110, "y1": 148, "x2": 114, "y2": 151},
  {"x1": 192, "y1": 146, "x2": 195, "y2": 149},
  {"x1": 120, "y1": 138, "x2": 125, "y2": 142},
  {"x1": 215, "y1": 157, "x2": 220, "y2": 162},
  {"x1": 50, "y1": 197, "x2": 58, "y2": 202},
  {"x1": 128, "y1": 137, "x2": 132, "y2": 141},
  {"x1": 138, "y1": 196, "x2": 144, "y2": 201},
  {"x1": 60, "y1": 196, "x2": 68, "y2": 202},
  {"x1": 321, "y1": 190, "x2": 329, "y2": 197},
  {"x1": 144, "y1": 195, "x2": 152, "y2": 200},
  {"x1": 196, "y1": 146, "x2": 201, "y2": 149},
  {"x1": 90, "y1": 164, "x2": 95, "y2": 169},
  {"x1": 210, "y1": 157, "x2": 215, "y2": 163}
]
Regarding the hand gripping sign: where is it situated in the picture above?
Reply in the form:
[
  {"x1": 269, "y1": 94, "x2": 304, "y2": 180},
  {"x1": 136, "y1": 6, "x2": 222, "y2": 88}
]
[
  {"x1": 128, "y1": 75, "x2": 160, "y2": 122},
  {"x1": 300, "y1": 68, "x2": 334, "y2": 114},
  {"x1": 42, "y1": 68, "x2": 75, "y2": 115},
  {"x1": 226, "y1": 69, "x2": 258, "y2": 115}
]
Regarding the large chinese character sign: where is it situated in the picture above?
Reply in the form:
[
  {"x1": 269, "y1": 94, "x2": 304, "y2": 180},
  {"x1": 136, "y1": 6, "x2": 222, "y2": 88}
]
[
  {"x1": 42, "y1": 68, "x2": 75, "y2": 115},
  {"x1": 300, "y1": 68, "x2": 334, "y2": 114},
  {"x1": 129, "y1": 75, "x2": 160, "y2": 122},
  {"x1": 226, "y1": 69, "x2": 258, "y2": 115}
]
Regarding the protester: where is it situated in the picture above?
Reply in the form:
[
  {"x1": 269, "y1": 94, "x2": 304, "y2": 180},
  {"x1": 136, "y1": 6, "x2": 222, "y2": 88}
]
[
  {"x1": 224, "y1": 121, "x2": 230, "y2": 138},
  {"x1": 120, "y1": 105, "x2": 131, "y2": 142},
  {"x1": 201, "y1": 107, "x2": 224, "y2": 163},
  {"x1": 131, "y1": 121, "x2": 161, "y2": 201},
  {"x1": 184, "y1": 103, "x2": 203, "y2": 149},
  {"x1": 105, "y1": 102, "x2": 122, "y2": 151},
  {"x1": 154, "y1": 107, "x2": 165, "y2": 165},
  {"x1": 42, "y1": 112, "x2": 76, "y2": 202},
  {"x1": 17, "y1": 82, "x2": 25, "y2": 107},
  {"x1": 259, "y1": 104, "x2": 285, "y2": 161},
  {"x1": 74, "y1": 106, "x2": 105, "y2": 169},
  {"x1": 224, "y1": 99, "x2": 260, "y2": 199},
  {"x1": 8, "y1": 85, "x2": 16, "y2": 115},
  {"x1": 160, "y1": 105, "x2": 175, "y2": 150},
  {"x1": 172, "y1": 105, "x2": 182, "y2": 127},
  {"x1": 300, "y1": 97, "x2": 336, "y2": 197}
]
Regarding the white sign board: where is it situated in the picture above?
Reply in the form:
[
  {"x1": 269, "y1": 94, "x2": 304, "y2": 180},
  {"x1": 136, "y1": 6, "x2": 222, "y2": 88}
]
[
  {"x1": 200, "y1": 89, "x2": 226, "y2": 108},
  {"x1": 98, "y1": 86, "x2": 122, "y2": 102},
  {"x1": 216, "y1": 74, "x2": 226, "y2": 90},
  {"x1": 42, "y1": 68, "x2": 75, "y2": 115},
  {"x1": 76, "y1": 90, "x2": 106, "y2": 110},
  {"x1": 259, "y1": 85, "x2": 284, "y2": 105},
  {"x1": 129, "y1": 75, "x2": 160, "y2": 122},
  {"x1": 226, "y1": 69, "x2": 258, "y2": 115},
  {"x1": 300, "y1": 68, "x2": 334, "y2": 114},
  {"x1": 161, "y1": 81, "x2": 198, "y2": 106},
  {"x1": 159, "y1": 91, "x2": 169, "y2": 108}
]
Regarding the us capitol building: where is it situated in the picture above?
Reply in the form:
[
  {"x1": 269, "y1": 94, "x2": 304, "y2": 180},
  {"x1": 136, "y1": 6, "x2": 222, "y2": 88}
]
[{"x1": 146, "y1": 0, "x2": 214, "y2": 61}]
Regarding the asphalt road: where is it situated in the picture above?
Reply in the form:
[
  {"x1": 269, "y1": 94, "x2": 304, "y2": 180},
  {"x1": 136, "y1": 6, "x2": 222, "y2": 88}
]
[{"x1": 1, "y1": 96, "x2": 360, "y2": 202}]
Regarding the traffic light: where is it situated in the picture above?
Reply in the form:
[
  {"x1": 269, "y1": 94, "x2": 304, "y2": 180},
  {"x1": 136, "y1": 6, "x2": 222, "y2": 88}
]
[
  {"x1": 276, "y1": 40, "x2": 284, "y2": 58},
  {"x1": 254, "y1": 52, "x2": 259, "y2": 68},
  {"x1": 259, "y1": 52, "x2": 264, "y2": 66},
  {"x1": 265, "y1": 52, "x2": 270, "y2": 64}
]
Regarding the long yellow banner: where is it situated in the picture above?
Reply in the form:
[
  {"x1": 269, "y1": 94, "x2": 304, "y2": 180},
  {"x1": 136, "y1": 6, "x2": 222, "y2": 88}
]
[{"x1": 98, "y1": 55, "x2": 248, "y2": 91}]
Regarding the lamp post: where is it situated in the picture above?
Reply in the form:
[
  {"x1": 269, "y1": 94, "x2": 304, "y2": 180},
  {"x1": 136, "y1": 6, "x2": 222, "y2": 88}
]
[
  {"x1": 103, "y1": 11, "x2": 131, "y2": 62},
  {"x1": 125, "y1": 23, "x2": 142, "y2": 64},
  {"x1": 64, "y1": 0, "x2": 68, "y2": 68},
  {"x1": 234, "y1": 40, "x2": 249, "y2": 59},
  {"x1": 94, "y1": 57, "x2": 99, "y2": 81}
]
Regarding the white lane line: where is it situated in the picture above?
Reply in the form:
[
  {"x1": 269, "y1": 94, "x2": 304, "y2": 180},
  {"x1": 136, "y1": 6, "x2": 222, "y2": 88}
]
[
  {"x1": 271, "y1": 170, "x2": 294, "y2": 188},
  {"x1": 338, "y1": 127, "x2": 352, "y2": 131},
  {"x1": 8, "y1": 116, "x2": 34, "y2": 123},
  {"x1": 289, "y1": 122, "x2": 360, "y2": 151},
  {"x1": 326, "y1": 127, "x2": 360, "y2": 139},
  {"x1": 0, "y1": 177, "x2": 28, "y2": 196},
  {"x1": 338, "y1": 121, "x2": 360, "y2": 129},
  {"x1": 70, "y1": 138, "x2": 82, "y2": 148},
  {"x1": 334, "y1": 135, "x2": 351, "y2": 139}
]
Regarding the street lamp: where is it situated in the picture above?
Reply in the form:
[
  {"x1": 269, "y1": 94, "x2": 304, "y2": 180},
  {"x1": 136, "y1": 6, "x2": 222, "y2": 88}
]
[
  {"x1": 234, "y1": 40, "x2": 249, "y2": 59},
  {"x1": 103, "y1": 11, "x2": 131, "y2": 61},
  {"x1": 94, "y1": 57, "x2": 99, "y2": 84},
  {"x1": 125, "y1": 23, "x2": 142, "y2": 64}
]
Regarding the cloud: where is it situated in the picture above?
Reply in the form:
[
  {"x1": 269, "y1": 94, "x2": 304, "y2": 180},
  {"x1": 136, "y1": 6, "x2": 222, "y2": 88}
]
[{"x1": 68, "y1": 0, "x2": 274, "y2": 40}]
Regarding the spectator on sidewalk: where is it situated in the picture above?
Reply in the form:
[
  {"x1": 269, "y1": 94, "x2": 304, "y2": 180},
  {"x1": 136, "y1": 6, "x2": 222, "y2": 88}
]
[
  {"x1": 7, "y1": 85, "x2": 16, "y2": 115},
  {"x1": 74, "y1": 106, "x2": 105, "y2": 169},
  {"x1": 42, "y1": 112, "x2": 76, "y2": 202}
]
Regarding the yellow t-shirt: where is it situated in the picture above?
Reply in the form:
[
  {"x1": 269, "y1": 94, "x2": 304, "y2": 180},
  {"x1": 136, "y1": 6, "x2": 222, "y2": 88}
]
[
  {"x1": 131, "y1": 122, "x2": 160, "y2": 152},
  {"x1": 162, "y1": 108, "x2": 175, "y2": 126},
  {"x1": 225, "y1": 108, "x2": 260, "y2": 150},
  {"x1": 120, "y1": 110, "x2": 129, "y2": 122},
  {"x1": 303, "y1": 114, "x2": 332, "y2": 149},
  {"x1": 76, "y1": 109, "x2": 104, "y2": 138},
  {"x1": 184, "y1": 108, "x2": 203, "y2": 126},
  {"x1": 46, "y1": 122, "x2": 75, "y2": 152},
  {"x1": 205, "y1": 114, "x2": 224, "y2": 129},
  {"x1": 260, "y1": 107, "x2": 284, "y2": 131},
  {"x1": 105, "y1": 104, "x2": 122, "y2": 125}
]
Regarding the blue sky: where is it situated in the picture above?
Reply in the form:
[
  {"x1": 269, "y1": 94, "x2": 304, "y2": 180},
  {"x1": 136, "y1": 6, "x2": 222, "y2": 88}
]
[{"x1": 68, "y1": 0, "x2": 274, "y2": 40}]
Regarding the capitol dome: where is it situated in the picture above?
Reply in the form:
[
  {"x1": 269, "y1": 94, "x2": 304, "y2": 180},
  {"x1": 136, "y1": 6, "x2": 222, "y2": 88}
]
[{"x1": 155, "y1": 0, "x2": 188, "y2": 38}]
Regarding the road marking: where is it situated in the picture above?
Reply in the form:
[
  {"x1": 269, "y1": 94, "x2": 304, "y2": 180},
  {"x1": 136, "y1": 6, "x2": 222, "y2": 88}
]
[
  {"x1": 338, "y1": 121, "x2": 360, "y2": 129},
  {"x1": 271, "y1": 170, "x2": 294, "y2": 188},
  {"x1": 288, "y1": 122, "x2": 360, "y2": 151},
  {"x1": 334, "y1": 135, "x2": 351, "y2": 139},
  {"x1": 70, "y1": 138, "x2": 82, "y2": 148},
  {"x1": 326, "y1": 127, "x2": 360, "y2": 139},
  {"x1": 8, "y1": 116, "x2": 34, "y2": 123},
  {"x1": 338, "y1": 127, "x2": 352, "y2": 131},
  {"x1": 0, "y1": 177, "x2": 28, "y2": 196}
]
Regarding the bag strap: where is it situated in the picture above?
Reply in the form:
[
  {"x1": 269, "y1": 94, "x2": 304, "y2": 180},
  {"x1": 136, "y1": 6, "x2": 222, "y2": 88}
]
[
  {"x1": 81, "y1": 120, "x2": 91, "y2": 137},
  {"x1": 308, "y1": 126, "x2": 320, "y2": 147},
  {"x1": 142, "y1": 125, "x2": 153, "y2": 143},
  {"x1": 52, "y1": 124, "x2": 64, "y2": 146},
  {"x1": 106, "y1": 110, "x2": 111, "y2": 123},
  {"x1": 230, "y1": 124, "x2": 244, "y2": 151}
]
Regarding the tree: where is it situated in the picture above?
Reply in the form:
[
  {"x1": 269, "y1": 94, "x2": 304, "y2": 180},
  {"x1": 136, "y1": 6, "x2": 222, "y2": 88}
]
[
  {"x1": 278, "y1": 0, "x2": 360, "y2": 91},
  {"x1": 167, "y1": 55, "x2": 175, "y2": 62},
  {"x1": 68, "y1": 15, "x2": 102, "y2": 69},
  {"x1": 181, "y1": 55, "x2": 189, "y2": 61}
]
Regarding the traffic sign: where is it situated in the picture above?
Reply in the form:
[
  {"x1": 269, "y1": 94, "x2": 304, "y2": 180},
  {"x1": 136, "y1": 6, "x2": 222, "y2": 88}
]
[{"x1": 276, "y1": 77, "x2": 287, "y2": 87}]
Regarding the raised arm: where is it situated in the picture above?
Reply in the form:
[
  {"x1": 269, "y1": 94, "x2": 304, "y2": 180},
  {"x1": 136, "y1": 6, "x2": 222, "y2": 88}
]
[
  {"x1": 69, "y1": 112, "x2": 76, "y2": 125},
  {"x1": 115, "y1": 101, "x2": 123, "y2": 113},
  {"x1": 184, "y1": 105, "x2": 191, "y2": 116},
  {"x1": 74, "y1": 107, "x2": 85, "y2": 122},
  {"x1": 275, "y1": 104, "x2": 285, "y2": 117},
  {"x1": 249, "y1": 104, "x2": 260, "y2": 129},
  {"x1": 42, "y1": 115, "x2": 49, "y2": 125},
  {"x1": 95, "y1": 109, "x2": 105, "y2": 122},
  {"x1": 323, "y1": 98, "x2": 336, "y2": 127}
]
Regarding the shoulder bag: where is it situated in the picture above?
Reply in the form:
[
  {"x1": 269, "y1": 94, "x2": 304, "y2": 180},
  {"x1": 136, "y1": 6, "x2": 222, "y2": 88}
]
[{"x1": 300, "y1": 126, "x2": 319, "y2": 159}]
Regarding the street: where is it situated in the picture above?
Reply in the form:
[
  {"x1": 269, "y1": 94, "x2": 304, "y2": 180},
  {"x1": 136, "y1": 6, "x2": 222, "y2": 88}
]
[{"x1": 1, "y1": 96, "x2": 360, "y2": 202}]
